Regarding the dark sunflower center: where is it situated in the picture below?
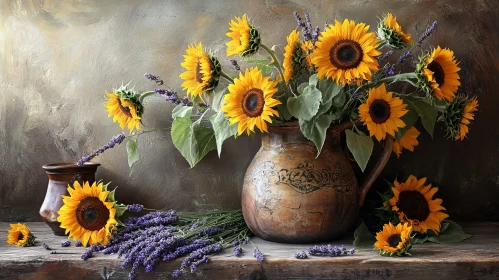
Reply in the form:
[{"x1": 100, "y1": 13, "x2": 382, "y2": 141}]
[
  {"x1": 387, "y1": 234, "x2": 402, "y2": 248},
  {"x1": 369, "y1": 99, "x2": 391, "y2": 124},
  {"x1": 428, "y1": 61, "x2": 445, "y2": 86},
  {"x1": 18, "y1": 233, "x2": 24, "y2": 241},
  {"x1": 118, "y1": 99, "x2": 132, "y2": 118},
  {"x1": 196, "y1": 62, "x2": 204, "y2": 84},
  {"x1": 396, "y1": 190, "x2": 430, "y2": 222},
  {"x1": 329, "y1": 40, "x2": 364, "y2": 70},
  {"x1": 76, "y1": 197, "x2": 110, "y2": 231},
  {"x1": 241, "y1": 88, "x2": 265, "y2": 118}
]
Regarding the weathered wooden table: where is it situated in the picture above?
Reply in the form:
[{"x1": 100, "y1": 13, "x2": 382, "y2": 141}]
[{"x1": 0, "y1": 222, "x2": 498, "y2": 279}]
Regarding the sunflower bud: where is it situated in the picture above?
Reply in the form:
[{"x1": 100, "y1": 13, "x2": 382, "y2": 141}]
[{"x1": 226, "y1": 14, "x2": 261, "y2": 58}]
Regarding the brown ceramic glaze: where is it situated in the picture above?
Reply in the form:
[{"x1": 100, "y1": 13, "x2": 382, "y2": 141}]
[
  {"x1": 242, "y1": 122, "x2": 392, "y2": 243},
  {"x1": 40, "y1": 162, "x2": 100, "y2": 235}
]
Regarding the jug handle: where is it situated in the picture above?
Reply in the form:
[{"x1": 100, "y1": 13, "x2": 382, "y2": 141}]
[{"x1": 335, "y1": 121, "x2": 393, "y2": 208}]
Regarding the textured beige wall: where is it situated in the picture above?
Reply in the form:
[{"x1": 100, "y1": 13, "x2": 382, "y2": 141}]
[{"x1": 1, "y1": 0, "x2": 498, "y2": 221}]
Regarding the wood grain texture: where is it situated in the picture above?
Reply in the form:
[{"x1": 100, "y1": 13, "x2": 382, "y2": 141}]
[{"x1": 1, "y1": 222, "x2": 498, "y2": 279}]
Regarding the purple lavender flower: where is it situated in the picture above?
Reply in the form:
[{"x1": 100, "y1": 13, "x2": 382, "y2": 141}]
[
  {"x1": 295, "y1": 251, "x2": 308, "y2": 259},
  {"x1": 312, "y1": 26, "x2": 320, "y2": 43},
  {"x1": 81, "y1": 248, "x2": 93, "y2": 260},
  {"x1": 144, "y1": 73, "x2": 163, "y2": 85},
  {"x1": 233, "y1": 246, "x2": 243, "y2": 257},
  {"x1": 77, "y1": 133, "x2": 126, "y2": 166},
  {"x1": 172, "y1": 269, "x2": 182, "y2": 278},
  {"x1": 75, "y1": 240, "x2": 82, "y2": 247},
  {"x1": 383, "y1": 63, "x2": 396, "y2": 76},
  {"x1": 126, "y1": 204, "x2": 144, "y2": 213},
  {"x1": 294, "y1": 11, "x2": 312, "y2": 41},
  {"x1": 308, "y1": 244, "x2": 355, "y2": 257},
  {"x1": 253, "y1": 247, "x2": 264, "y2": 262},
  {"x1": 341, "y1": 245, "x2": 347, "y2": 255},
  {"x1": 61, "y1": 240, "x2": 71, "y2": 247},
  {"x1": 418, "y1": 21, "x2": 438, "y2": 47},
  {"x1": 230, "y1": 59, "x2": 241, "y2": 71},
  {"x1": 350, "y1": 248, "x2": 356, "y2": 255},
  {"x1": 323, "y1": 22, "x2": 329, "y2": 32},
  {"x1": 398, "y1": 51, "x2": 413, "y2": 63},
  {"x1": 181, "y1": 96, "x2": 193, "y2": 107},
  {"x1": 154, "y1": 88, "x2": 186, "y2": 106},
  {"x1": 304, "y1": 13, "x2": 313, "y2": 41},
  {"x1": 190, "y1": 255, "x2": 209, "y2": 273},
  {"x1": 377, "y1": 50, "x2": 394, "y2": 63},
  {"x1": 231, "y1": 240, "x2": 239, "y2": 246},
  {"x1": 42, "y1": 242, "x2": 51, "y2": 250}
]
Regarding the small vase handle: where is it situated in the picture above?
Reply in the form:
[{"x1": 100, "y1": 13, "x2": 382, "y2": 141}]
[{"x1": 334, "y1": 121, "x2": 393, "y2": 208}]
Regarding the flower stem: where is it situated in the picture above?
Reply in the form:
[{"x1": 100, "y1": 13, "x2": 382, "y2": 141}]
[
  {"x1": 259, "y1": 43, "x2": 286, "y2": 84},
  {"x1": 377, "y1": 72, "x2": 418, "y2": 84},
  {"x1": 220, "y1": 71, "x2": 234, "y2": 83}
]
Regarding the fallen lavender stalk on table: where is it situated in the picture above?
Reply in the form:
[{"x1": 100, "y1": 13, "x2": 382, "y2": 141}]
[{"x1": 86, "y1": 209, "x2": 251, "y2": 280}]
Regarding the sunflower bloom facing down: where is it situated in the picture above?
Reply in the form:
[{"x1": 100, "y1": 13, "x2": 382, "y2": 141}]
[
  {"x1": 57, "y1": 181, "x2": 118, "y2": 247},
  {"x1": 222, "y1": 67, "x2": 281, "y2": 135},
  {"x1": 180, "y1": 43, "x2": 221, "y2": 99},
  {"x1": 7, "y1": 223, "x2": 36, "y2": 247},
  {"x1": 416, "y1": 46, "x2": 460, "y2": 102},
  {"x1": 389, "y1": 175, "x2": 449, "y2": 235},
  {"x1": 377, "y1": 13, "x2": 412, "y2": 49},
  {"x1": 283, "y1": 30, "x2": 312, "y2": 83},
  {"x1": 358, "y1": 83, "x2": 408, "y2": 141},
  {"x1": 443, "y1": 95, "x2": 479, "y2": 140},
  {"x1": 312, "y1": 19, "x2": 381, "y2": 85},
  {"x1": 226, "y1": 14, "x2": 261, "y2": 57},
  {"x1": 105, "y1": 85, "x2": 143, "y2": 133},
  {"x1": 393, "y1": 126, "x2": 420, "y2": 158},
  {"x1": 374, "y1": 223, "x2": 413, "y2": 256}
]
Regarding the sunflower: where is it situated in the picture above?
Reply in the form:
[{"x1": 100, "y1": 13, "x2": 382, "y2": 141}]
[
  {"x1": 389, "y1": 175, "x2": 449, "y2": 235},
  {"x1": 57, "y1": 181, "x2": 117, "y2": 247},
  {"x1": 443, "y1": 95, "x2": 479, "y2": 140},
  {"x1": 374, "y1": 223, "x2": 413, "y2": 256},
  {"x1": 312, "y1": 19, "x2": 381, "y2": 85},
  {"x1": 358, "y1": 83, "x2": 408, "y2": 141},
  {"x1": 416, "y1": 46, "x2": 460, "y2": 102},
  {"x1": 222, "y1": 67, "x2": 281, "y2": 135},
  {"x1": 7, "y1": 223, "x2": 36, "y2": 247},
  {"x1": 377, "y1": 13, "x2": 412, "y2": 49},
  {"x1": 226, "y1": 14, "x2": 261, "y2": 57},
  {"x1": 179, "y1": 43, "x2": 221, "y2": 99},
  {"x1": 283, "y1": 30, "x2": 312, "y2": 83},
  {"x1": 393, "y1": 126, "x2": 420, "y2": 158},
  {"x1": 105, "y1": 85, "x2": 143, "y2": 133}
]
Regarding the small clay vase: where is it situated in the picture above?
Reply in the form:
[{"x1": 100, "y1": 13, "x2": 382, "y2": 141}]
[
  {"x1": 40, "y1": 162, "x2": 100, "y2": 236},
  {"x1": 242, "y1": 122, "x2": 392, "y2": 243}
]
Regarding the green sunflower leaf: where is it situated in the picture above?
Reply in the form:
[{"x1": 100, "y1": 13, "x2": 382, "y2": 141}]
[
  {"x1": 246, "y1": 59, "x2": 273, "y2": 75},
  {"x1": 395, "y1": 109, "x2": 419, "y2": 140},
  {"x1": 299, "y1": 113, "x2": 334, "y2": 156},
  {"x1": 309, "y1": 74, "x2": 319, "y2": 86},
  {"x1": 126, "y1": 139, "x2": 140, "y2": 167},
  {"x1": 353, "y1": 221, "x2": 376, "y2": 248},
  {"x1": 427, "y1": 220, "x2": 472, "y2": 243},
  {"x1": 287, "y1": 85, "x2": 322, "y2": 121},
  {"x1": 171, "y1": 116, "x2": 217, "y2": 168},
  {"x1": 106, "y1": 188, "x2": 116, "y2": 202},
  {"x1": 172, "y1": 105, "x2": 193, "y2": 119},
  {"x1": 211, "y1": 88, "x2": 228, "y2": 113},
  {"x1": 210, "y1": 111, "x2": 238, "y2": 157},
  {"x1": 402, "y1": 96, "x2": 438, "y2": 138},
  {"x1": 114, "y1": 203, "x2": 127, "y2": 218},
  {"x1": 297, "y1": 82, "x2": 308, "y2": 95},
  {"x1": 345, "y1": 129, "x2": 374, "y2": 172},
  {"x1": 318, "y1": 78, "x2": 342, "y2": 104}
]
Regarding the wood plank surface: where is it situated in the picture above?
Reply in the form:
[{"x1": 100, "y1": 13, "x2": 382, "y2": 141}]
[{"x1": 0, "y1": 222, "x2": 498, "y2": 279}]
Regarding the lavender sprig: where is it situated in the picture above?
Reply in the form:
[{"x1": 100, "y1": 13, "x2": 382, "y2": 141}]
[
  {"x1": 307, "y1": 244, "x2": 356, "y2": 257},
  {"x1": 294, "y1": 12, "x2": 312, "y2": 41},
  {"x1": 304, "y1": 13, "x2": 313, "y2": 41},
  {"x1": 295, "y1": 251, "x2": 308, "y2": 259},
  {"x1": 75, "y1": 240, "x2": 82, "y2": 247},
  {"x1": 230, "y1": 60, "x2": 241, "y2": 71},
  {"x1": 417, "y1": 21, "x2": 438, "y2": 47},
  {"x1": 77, "y1": 133, "x2": 126, "y2": 166},
  {"x1": 377, "y1": 50, "x2": 394, "y2": 63},
  {"x1": 81, "y1": 248, "x2": 93, "y2": 260},
  {"x1": 61, "y1": 240, "x2": 71, "y2": 247},
  {"x1": 42, "y1": 242, "x2": 51, "y2": 250},
  {"x1": 233, "y1": 246, "x2": 243, "y2": 257},
  {"x1": 144, "y1": 73, "x2": 163, "y2": 85},
  {"x1": 126, "y1": 204, "x2": 144, "y2": 213},
  {"x1": 398, "y1": 51, "x2": 413, "y2": 63},
  {"x1": 383, "y1": 63, "x2": 396, "y2": 76},
  {"x1": 253, "y1": 247, "x2": 264, "y2": 262}
]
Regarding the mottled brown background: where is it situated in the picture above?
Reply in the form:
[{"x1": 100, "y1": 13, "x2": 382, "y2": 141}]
[{"x1": 0, "y1": 0, "x2": 498, "y2": 222}]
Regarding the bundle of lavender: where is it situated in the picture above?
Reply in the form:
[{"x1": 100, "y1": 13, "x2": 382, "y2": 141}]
[{"x1": 86, "y1": 209, "x2": 250, "y2": 279}]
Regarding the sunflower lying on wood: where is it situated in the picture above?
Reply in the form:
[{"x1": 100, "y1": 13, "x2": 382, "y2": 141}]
[{"x1": 90, "y1": 12, "x2": 478, "y2": 171}]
